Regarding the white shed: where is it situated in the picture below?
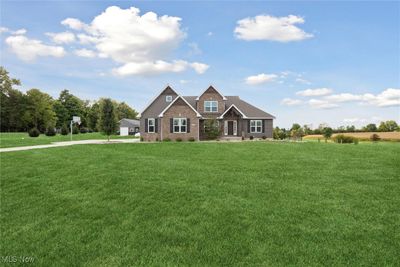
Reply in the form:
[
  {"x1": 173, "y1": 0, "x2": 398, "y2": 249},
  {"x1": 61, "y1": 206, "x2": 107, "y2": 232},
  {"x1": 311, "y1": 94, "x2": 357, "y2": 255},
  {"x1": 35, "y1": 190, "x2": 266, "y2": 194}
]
[{"x1": 119, "y1": 119, "x2": 140, "y2": 136}]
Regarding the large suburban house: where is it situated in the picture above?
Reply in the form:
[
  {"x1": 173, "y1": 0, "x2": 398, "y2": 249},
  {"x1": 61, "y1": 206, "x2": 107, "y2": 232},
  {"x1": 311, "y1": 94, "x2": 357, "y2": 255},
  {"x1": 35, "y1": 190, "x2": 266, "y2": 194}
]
[{"x1": 140, "y1": 85, "x2": 275, "y2": 141}]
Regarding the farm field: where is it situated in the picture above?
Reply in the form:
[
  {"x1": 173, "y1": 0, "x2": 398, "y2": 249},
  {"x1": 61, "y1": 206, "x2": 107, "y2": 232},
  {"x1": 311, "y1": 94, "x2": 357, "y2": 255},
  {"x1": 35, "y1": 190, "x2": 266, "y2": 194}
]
[
  {"x1": 1, "y1": 142, "x2": 399, "y2": 266},
  {"x1": 0, "y1": 132, "x2": 136, "y2": 148},
  {"x1": 304, "y1": 131, "x2": 400, "y2": 141}
]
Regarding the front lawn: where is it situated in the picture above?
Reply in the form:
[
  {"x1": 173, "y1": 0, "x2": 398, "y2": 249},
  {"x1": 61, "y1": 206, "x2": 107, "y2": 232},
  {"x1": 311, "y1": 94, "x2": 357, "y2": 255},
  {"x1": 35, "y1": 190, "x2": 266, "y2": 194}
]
[
  {"x1": 1, "y1": 142, "x2": 399, "y2": 266},
  {"x1": 0, "y1": 132, "x2": 136, "y2": 148}
]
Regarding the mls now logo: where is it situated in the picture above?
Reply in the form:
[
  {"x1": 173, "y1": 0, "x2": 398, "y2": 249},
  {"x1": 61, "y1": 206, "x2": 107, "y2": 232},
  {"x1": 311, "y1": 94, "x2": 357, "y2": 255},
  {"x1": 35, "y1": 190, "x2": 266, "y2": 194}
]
[{"x1": 1, "y1": 255, "x2": 35, "y2": 263}]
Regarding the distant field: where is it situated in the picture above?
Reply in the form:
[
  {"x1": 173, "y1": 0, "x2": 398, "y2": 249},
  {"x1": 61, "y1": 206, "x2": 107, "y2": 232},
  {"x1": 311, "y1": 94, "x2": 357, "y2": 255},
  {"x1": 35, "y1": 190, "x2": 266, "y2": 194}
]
[
  {"x1": 1, "y1": 142, "x2": 399, "y2": 266},
  {"x1": 0, "y1": 132, "x2": 136, "y2": 148},
  {"x1": 304, "y1": 131, "x2": 400, "y2": 141}
]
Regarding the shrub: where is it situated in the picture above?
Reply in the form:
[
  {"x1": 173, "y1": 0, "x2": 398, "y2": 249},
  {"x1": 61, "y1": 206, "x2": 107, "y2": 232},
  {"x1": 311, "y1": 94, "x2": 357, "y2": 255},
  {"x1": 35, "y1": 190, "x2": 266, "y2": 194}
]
[
  {"x1": 80, "y1": 127, "x2": 88, "y2": 134},
  {"x1": 249, "y1": 136, "x2": 254, "y2": 140},
  {"x1": 370, "y1": 134, "x2": 381, "y2": 142},
  {"x1": 140, "y1": 136, "x2": 144, "y2": 141},
  {"x1": 88, "y1": 129, "x2": 93, "y2": 133},
  {"x1": 61, "y1": 125, "x2": 69, "y2": 135},
  {"x1": 241, "y1": 136, "x2": 245, "y2": 140},
  {"x1": 204, "y1": 119, "x2": 220, "y2": 140},
  {"x1": 163, "y1": 138, "x2": 171, "y2": 142},
  {"x1": 262, "y1": 135, "x2": 267, "y2": 140},
  {"x1": 156, "y1": 137, "x2": 159, "y2": 142},
  {"x1": 354, "y1": 138, "x2": 359, "y2": 145},
  {"x1": 188, "y1": 137, "x2": 195, "y2": 142},
  {"x1": 175, "y1": 138, "x2": 182, "y2": 142},
  {"x1": 333, "y1": 134, "x2": 358, "y2": 144},
  {"x1": 28, "y1": 127, "x2": 40, "y2": 137},
  {"x1": 72, "y1": 125, "x2": 79, "y2": 134},
  {"x1": 45, "y1": 127, "x2": 56, "y2": 136}
]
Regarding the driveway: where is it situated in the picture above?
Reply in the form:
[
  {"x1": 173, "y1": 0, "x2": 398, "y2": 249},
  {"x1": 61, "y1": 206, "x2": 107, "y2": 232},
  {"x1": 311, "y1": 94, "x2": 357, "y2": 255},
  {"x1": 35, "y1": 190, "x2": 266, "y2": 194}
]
[{"x1": 0, "y1": 139, "x2": 140, "y2": 153}]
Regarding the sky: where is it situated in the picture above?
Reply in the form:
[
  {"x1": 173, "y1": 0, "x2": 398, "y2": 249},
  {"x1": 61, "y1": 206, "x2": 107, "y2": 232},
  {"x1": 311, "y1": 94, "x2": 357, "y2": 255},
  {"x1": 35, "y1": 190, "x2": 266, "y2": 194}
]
[{"x1": 1, "y1": 0, "x2": 399, "y2": 128}]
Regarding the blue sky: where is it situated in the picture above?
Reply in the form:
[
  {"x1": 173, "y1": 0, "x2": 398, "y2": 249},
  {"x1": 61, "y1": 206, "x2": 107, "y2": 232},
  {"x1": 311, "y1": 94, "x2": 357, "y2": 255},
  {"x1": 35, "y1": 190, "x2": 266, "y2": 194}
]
[{"x1": 1, "y1": 0, "x2": 399, "y2": 128}]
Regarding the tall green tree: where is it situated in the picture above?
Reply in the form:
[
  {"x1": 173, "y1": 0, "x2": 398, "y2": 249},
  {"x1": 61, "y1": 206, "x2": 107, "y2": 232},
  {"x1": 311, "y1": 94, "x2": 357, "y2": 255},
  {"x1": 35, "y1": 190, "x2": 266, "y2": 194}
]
[
  {"x1": 54, "y1": 90, "x2": 85, "y2": 127},
  {"x1": 116, "y1": 102, "x2": 138, "y2": 120},
  {"x1": 363, "y1": 123, "x2": 377, "y2": 132},
  {"x1": 23, "y1": 89, "x2": 57, "y2": 132},
  {"x1": 0, "y1": 67, "x2": 26, "y2": 131},
  {"x1": 378, "y1": 120, "x2": 398, "y2": 132},
  {"x1": 87, "y1": 102, "x2": 100, "y2": 131},
  {"x1": 98, "y1": 98, "x2": 118, "y2": 141}
]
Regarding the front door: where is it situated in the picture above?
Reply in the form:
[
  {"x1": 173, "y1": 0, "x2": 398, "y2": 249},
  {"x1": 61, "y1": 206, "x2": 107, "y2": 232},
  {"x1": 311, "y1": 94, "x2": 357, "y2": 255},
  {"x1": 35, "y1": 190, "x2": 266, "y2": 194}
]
[{"x1": 228, "y1": 121, "x2": 234, "y2": 135}]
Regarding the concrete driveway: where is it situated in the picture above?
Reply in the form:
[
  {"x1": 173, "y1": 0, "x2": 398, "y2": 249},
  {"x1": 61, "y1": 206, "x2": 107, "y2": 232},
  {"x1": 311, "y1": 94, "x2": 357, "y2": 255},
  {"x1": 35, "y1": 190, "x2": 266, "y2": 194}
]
[{"x1": 0, "y1": 138, "x2": 140, "y2": 153}]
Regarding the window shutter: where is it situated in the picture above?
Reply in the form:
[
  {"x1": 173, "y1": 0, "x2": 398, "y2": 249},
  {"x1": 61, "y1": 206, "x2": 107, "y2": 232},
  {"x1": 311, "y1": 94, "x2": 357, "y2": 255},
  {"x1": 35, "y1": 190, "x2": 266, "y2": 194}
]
[
  {"x1": 187, "y1": 118, "x2": 190, "y2": 133},
  {"x1": 247, "y1": 120, "x2": 250, "y2": 133},
  {"x1": 170, "y1": 118, "x2": 173, "y2": 133},
  {"x1": 262, "y1": 120, "x2": 265, "y2": 133},
  {"x1": 145, "y1": 119, "x2": 148, "y2": 133},
  {"x1": 155, "y1": 119, "x2": 158, "y2": 133}
]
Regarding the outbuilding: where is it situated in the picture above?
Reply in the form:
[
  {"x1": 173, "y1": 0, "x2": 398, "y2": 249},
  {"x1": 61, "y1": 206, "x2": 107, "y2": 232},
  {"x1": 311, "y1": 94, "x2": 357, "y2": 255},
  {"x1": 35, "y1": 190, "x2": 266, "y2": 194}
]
[{"x1": 119, "y1": 118, "x2": 140, "y2": 136}]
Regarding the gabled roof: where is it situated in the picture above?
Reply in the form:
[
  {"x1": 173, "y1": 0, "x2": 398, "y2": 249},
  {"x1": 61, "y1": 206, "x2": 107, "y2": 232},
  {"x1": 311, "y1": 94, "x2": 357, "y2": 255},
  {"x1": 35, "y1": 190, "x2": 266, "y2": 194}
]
[
  {"x1": 140, "y1": 85, "x2": 178, "y2": 116},
  {"x1": 159, "y1": 96, "x2": 202, "y2": 118},
  {"x1": 225, "y1": 96, "x2": 275, "y2": 119},
  {"x1": 217, "y1": 104, "x2": 247, "y2": 119},
  {"x1": 195, "y1": 85, "x2": 227, "y2": 100},
  {"x1": 119, "y1": 118, "x2": 140, "y2": 127}
]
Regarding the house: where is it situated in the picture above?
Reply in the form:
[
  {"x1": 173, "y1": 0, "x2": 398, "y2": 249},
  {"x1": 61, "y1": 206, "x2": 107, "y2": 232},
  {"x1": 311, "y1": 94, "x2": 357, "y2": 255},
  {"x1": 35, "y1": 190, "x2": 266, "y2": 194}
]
[
  {"x1": 140, "y1": 85, "x2": 275, "y2": 141},
  {"x1": 119, "y1": 118, "x2": 140, "y2": 136}
]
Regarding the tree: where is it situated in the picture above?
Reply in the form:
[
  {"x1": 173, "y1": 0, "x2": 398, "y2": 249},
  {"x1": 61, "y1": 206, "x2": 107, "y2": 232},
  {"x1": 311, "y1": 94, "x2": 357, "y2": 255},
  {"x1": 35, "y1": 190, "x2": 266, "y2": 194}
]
[
  {"x1": 23, "y1": 89, "x2": 56, "y2": 132},
  {"x1": 363, "y1": 123, "x2": 377, "y2": 132},
  {"x1": 0, "y1": 67, "x2": 26, "y2": 132},
  {"x1": 98, "y1": 98, "x2": 118, "y2": 141},
  {"x1": 378, "y1": 120, "x2": 398, "y2": 132},
  {"x1": 346, "y1": 125, "x2": 356, "y2": 132},
  {"x1": 290, "y1": 123, "x2": 304, "y2": 141},
  {"x1": 116, "y1": 102, "x2": 138, "y2": 120},
  {"x1": 55, "y1": 90, "x2": 85, "y2": 127},
  {"x1": 322, "y1": 127, "x2": 333, "y2": 143},
  {"x1": 87, "y1": 102, "x2": 100, "y2": 131},
  {"x1": 204, "y1": 119, "x2": 220, "y2": 140}
]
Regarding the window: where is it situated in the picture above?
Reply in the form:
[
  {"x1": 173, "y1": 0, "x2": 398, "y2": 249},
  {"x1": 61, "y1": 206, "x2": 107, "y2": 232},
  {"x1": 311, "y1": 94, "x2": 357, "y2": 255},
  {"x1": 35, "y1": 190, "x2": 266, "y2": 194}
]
[
  {"x1": 204, "y1": 101, "x2": 218, "y2": 112},
  {"x1": 148, "y1": 118, "x2": 155, "y2": 133},
  {"x1": 250, "y1": 120, "x2": 262, "y2": 133},
  {"x1": 173, "y1": 118, "x2": 187, "y2": 133},
  {"x1": 166, "y1": 95, "x2": 173, "y2": 102}
]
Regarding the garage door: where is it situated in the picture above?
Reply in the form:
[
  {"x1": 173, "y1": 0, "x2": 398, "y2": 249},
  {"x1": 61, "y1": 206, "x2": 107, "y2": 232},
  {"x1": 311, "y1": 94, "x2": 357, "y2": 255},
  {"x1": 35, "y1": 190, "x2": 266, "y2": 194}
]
[{"x1": 120, "y1": 127, "x2": 129, "y2": 136}]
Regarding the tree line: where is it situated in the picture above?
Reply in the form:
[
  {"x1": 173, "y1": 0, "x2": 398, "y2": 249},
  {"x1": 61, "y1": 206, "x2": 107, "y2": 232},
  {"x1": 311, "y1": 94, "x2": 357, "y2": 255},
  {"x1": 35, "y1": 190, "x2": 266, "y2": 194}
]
[
  {"x1": 274, "y1": 121, "x2": 399, "y2": 140},
  {"x1": 1, "y1": 67, "x2": 138, "y2": 133}
]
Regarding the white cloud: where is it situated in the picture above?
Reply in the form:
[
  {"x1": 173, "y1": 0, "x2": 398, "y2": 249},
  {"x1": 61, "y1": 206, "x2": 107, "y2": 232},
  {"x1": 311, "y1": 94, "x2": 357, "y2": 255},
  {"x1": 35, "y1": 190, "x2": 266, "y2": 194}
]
[
  {"x1": 5, "y1": 35, "x2": 66, "y2": 61},
  {"x1": 324, "y1": 88, "x2": 400, "y2": 107},
  {"x1": 61, "y1": 18, "x2": 86, "y2": 30},
  {"x1": 281, "y1": 98, "x2": 303, "y2": 106},
  {"x1": 234, "y1": 15, "x2": 313, "y2": 42},
  {"x1": 296, "y1": 88, "x2": 333, "y2": 96},
  {"x1": 245, "y1": 73, "x2": 278, "y2": 85},
  {"x1": 207, "y1": 31, "x2": 213, "y2": 36},
  {"x1": 13, "y1": 28, "x2": 27, "y2": 35},
  {"x1": 343, "y1": 118, "x2": 367, "y2": 123},
  {"x1": 113, "y1": 60, "x2": 209, "y2": 76},
  {"x1": 74, "y1": 48, "x2": 96, "y2": 58},
  {"x1": 309, "y1": 99, "x2": 339, "y2": 109},
  {"x1": 46, "y1": 31, "x2": 75, "y2": 44},
  {"x1": 295, "y1": 78, "x2": 311, "y2": 85},
  {"x1": 60, "y1": 6, "x2": 208, "y2": 76},
  {"x1": 0, "y1": 27, "x2": 9, "y2": 34},
  {"x1": 180, "y1": 79, "x2": 190, "y2": 84}
]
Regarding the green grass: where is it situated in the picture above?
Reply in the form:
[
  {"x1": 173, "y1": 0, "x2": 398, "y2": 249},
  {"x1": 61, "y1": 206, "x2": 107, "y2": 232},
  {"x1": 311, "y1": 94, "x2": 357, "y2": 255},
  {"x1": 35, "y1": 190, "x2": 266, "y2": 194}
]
[
  {"x1": 0, "y1": 132, "x2": 136, "y2": 148},
  {"x1": 1, "y1": 142, "x2": 399, "y2": 266}
]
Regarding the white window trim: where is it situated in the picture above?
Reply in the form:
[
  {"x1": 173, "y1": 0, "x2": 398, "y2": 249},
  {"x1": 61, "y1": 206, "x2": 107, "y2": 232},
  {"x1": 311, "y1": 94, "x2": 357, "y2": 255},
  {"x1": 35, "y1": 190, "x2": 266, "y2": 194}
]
[
  {"x1": 148, "y1": 118, "x2": 155, "y2": 133},
  {"x1": 250, "y1": 120, "x2": 262, "y2": 133},
  {"x1": 173, "y1": 118, "x2": 187, "y2": 133},
  {"x1": 204, "y1": 101, "x2": 218, "y2": 113}
]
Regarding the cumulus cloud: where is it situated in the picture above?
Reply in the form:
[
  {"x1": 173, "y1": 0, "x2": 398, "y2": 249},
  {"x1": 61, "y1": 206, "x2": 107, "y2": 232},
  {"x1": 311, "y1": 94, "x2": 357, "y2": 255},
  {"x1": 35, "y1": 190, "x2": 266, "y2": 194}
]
[
  {"x1": 0, "y1": 27, "x2": 27, "y2": 35},
  {"x1": 5, "y1": 35, "x2": 66, "y2": 61},
  {"x1": 281, "y1": 98, "x2": 303, "y2": 106},
  {"x1": 296, "y1": 88, "x2": 333, "y2": 96},
  {"x1": 61, "y1": 18, "x2": 86, "y2": 30},
  {"x1": 74, "y1": 48, "x2": 96, "y2": 58},
  {"x1": 324, "y1": 88, "x2": 400, "y2": 107},
  {"x1": 0, "y1": 27, "x2": 9, "y2": 34},
  {"x1": 234, "y1": 15, "x2": 313, "y2": 42},
  {"x1": 309, "y1": 99, "x2": 339, "y2": 109},
  {"x1": 60, "y1": 6, "x2": 209, "y2": 75},
  {"x1": 113, "y1": 60, "x2": 208, "y2": 76},
  {"x1": 245, "y1": 73, "x2": 277, "y2": 85},
  {"x1": 46, "y1": 31, "x2": 75, "y2": 44}
]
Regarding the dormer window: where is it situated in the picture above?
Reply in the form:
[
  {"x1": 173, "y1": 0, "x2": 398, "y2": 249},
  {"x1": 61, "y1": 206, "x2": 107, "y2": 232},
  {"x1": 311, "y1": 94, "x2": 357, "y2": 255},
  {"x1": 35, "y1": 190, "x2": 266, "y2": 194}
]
[{"x1": 166, "y1": 95, "x2": 173, "y2": 102}]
